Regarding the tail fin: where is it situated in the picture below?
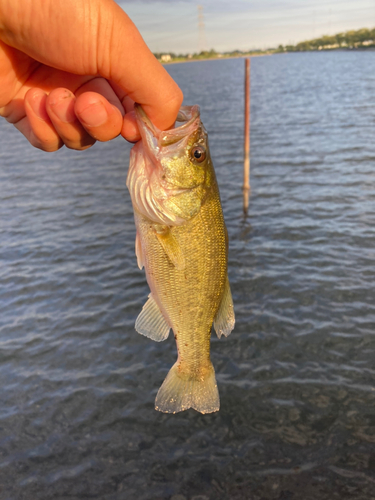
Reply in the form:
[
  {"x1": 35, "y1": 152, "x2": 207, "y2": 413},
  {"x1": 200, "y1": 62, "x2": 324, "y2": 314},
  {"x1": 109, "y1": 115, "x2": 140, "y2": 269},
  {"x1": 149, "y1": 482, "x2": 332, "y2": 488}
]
[{"x1": 155, "y1": 361, "x2": 220, "y2": 414}]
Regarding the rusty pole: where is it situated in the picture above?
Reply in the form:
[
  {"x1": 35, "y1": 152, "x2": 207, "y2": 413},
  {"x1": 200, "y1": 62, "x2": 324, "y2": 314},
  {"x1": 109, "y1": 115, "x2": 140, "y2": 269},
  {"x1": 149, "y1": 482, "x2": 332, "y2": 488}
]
[{"x1": 243, "y1": 58, "x2": 250, "y2": 214}]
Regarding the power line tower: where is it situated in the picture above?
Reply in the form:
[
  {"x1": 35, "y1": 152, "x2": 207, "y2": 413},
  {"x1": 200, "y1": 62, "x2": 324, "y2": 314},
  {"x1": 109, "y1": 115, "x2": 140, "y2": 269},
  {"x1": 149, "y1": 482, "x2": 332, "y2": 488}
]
[{"x1": 197, "y1": 5, "x2": 208, "y2": 53}]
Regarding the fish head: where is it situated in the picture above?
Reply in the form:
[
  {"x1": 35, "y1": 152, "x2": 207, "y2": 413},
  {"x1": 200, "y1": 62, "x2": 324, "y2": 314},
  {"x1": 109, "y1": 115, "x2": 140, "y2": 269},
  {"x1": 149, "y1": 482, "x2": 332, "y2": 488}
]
[
  {"x1": 133, "y1": 104, "x2": 215, "y2": 223},
  {"x1": 135, "y1": 104, "x2": 213, "y2": 188},
  {"x1": 159, "y1": 108, "x2": 213, "y2": 191}
]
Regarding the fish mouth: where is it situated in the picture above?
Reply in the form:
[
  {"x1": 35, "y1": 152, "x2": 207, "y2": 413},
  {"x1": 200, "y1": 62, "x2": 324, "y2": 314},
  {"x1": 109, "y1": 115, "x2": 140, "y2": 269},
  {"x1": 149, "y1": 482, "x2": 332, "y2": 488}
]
[
  {"x1": 134, "y1": 104, "x2": 201, "y2": 149},
  {"x1": 134, "y1": 103, "x2": 157, "y2": 136}
]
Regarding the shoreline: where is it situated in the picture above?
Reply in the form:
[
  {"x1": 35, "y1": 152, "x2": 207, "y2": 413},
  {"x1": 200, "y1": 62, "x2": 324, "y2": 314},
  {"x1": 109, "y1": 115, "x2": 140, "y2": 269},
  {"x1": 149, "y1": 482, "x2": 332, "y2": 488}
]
[
  {"x1": 161, "y1": 52, "x2": 272, "y2": 65},
  {"x1": 160, "y1": 46, "x2": 375, "y2": 65}
]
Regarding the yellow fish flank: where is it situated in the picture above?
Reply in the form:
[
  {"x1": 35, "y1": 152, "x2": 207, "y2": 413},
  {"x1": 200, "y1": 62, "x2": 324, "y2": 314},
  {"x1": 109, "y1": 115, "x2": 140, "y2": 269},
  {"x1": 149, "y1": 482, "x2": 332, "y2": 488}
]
[{"x1": 127, "y1": 105, "x2": 235, "y2": 414}]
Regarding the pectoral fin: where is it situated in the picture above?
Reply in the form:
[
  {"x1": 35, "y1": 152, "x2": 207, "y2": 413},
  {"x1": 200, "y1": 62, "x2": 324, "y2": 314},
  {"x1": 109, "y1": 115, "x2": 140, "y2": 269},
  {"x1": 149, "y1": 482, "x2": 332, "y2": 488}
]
[
  {"x1": 135, "y1": 231, "x2": 144, "y2": 270},
  {"x1": 155, "y1": 228, "x2": 185, "y2": 270},
  {"x1": 214, "y1": 277, "x2": 235, "y2": 339},
  {"x1": 135, "y1": 294, "x2": 170, "y2": 342}
]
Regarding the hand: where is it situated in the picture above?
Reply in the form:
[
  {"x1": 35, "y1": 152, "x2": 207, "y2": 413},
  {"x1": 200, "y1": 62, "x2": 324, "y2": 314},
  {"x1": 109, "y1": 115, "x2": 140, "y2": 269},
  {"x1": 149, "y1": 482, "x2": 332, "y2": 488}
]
[{"x1": 0, "y1": 0, "x2": 183, "y2": 151}]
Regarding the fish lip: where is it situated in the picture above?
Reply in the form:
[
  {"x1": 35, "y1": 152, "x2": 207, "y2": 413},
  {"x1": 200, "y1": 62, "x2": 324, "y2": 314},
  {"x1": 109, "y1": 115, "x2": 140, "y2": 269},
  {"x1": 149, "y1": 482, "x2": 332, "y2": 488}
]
[
  {"x1": 160, "y1": 105, "x2": 201, "y2": 146},
  {"x1": 175, "y1": 105, "x2": 200, "y2": 127},
  {"x1": 134, "y1": 103, "x2": 159, "y2": 138},
  {"x1": 134, "y1": 104, "x2": 201, "y2": 148},
  {"x1": 134, "y1": 103, "x2": 161, "y2": 155}
]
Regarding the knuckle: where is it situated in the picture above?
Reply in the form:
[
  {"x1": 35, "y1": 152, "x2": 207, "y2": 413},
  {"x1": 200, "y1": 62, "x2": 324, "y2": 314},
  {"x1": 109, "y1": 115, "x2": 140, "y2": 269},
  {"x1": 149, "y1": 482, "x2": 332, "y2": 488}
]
[
  {"x1": 62, "y1": 132, "x2": 96, "y2": 150},
  {"x1": 32, "y1": 136, "x2": 62, "y2": 152},
  {"x1": 64, "y1": 140, "x2": 95, "y2": 151}
]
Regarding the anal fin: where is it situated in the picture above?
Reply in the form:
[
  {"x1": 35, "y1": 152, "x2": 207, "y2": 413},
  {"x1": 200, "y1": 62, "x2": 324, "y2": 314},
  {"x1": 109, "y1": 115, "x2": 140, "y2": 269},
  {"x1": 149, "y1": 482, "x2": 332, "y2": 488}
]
[
  {"x1": 135, "y1": 294, "x2": 170, "y2": 342},
  {"x1": 214, "y1": 277, "x2": 235, "y2": 339}
]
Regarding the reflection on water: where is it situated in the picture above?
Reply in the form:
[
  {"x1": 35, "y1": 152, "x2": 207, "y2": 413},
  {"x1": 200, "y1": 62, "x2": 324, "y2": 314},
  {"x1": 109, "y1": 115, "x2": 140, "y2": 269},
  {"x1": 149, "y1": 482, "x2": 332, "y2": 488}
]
[{"x1": 1, "y1": 51, "x2": 375, "y2": 499}]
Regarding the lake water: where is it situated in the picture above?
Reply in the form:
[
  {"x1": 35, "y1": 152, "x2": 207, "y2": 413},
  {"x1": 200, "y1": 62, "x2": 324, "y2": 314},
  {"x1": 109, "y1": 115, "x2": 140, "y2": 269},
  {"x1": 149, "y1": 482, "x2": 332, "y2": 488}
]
[{"x1": 1, "y1": 51, "x2": 375, "y2": 499}]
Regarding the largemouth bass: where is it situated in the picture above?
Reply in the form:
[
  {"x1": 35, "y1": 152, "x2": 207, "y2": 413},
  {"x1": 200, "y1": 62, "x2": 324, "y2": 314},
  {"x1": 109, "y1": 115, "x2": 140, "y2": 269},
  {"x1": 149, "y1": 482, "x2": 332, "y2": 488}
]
[{"x1": 126, "y1": 104, "x2": 235, "y2": 414}]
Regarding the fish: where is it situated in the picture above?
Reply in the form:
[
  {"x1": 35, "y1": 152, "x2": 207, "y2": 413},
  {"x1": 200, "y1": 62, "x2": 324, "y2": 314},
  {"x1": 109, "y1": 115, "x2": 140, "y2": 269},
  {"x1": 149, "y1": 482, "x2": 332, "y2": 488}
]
[{"x1": 126, "y1": 104, "x2": 235, "y2": 414}]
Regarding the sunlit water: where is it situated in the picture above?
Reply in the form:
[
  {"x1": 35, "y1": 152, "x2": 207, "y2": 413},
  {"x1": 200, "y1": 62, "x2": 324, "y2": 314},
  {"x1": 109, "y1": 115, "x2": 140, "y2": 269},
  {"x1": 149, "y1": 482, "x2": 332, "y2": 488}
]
[{"x1": 1, "y1": 51, "x2": 375, "y2": 499}]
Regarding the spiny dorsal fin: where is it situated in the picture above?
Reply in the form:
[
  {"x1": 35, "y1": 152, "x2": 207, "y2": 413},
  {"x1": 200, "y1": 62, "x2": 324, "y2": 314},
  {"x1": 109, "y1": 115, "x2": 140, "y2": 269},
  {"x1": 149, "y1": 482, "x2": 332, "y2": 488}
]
[
  {"x1": 155, "y1": 227, "x2": 185, "y2": 270},
  {"x1": 135, "y1": 294, "x2": 170, "y2": 342},
  {"x1": 214, "y1": 277, "x2": 235, "y2": 339}
]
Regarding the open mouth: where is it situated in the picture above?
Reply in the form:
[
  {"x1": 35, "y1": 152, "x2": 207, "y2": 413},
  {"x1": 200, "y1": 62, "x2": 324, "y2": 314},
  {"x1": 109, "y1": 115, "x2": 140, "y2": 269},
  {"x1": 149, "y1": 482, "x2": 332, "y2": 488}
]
[{"x1": 134, "y1": 104, "x2": 201, "y2": 148}]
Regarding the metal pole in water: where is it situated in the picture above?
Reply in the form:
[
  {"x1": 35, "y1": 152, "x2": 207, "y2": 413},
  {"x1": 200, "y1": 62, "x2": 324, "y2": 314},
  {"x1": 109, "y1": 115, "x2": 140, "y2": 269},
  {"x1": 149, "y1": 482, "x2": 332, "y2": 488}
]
[{"x1": 243, "y1": 58, "x2": 250, "y2": 214}]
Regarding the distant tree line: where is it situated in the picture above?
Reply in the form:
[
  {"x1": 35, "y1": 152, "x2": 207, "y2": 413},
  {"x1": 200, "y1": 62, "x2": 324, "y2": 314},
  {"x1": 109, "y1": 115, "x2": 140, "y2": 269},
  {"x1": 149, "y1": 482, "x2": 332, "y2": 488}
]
[
  {"x1": 153, "y1": 48, "x2": 262, "y2": 63},
  {"x1": 153, "y1": 50, "x2": 219, "y2": 61},
  {"x1": 277, "y1": 27, "x2": 375, "y2": 52}
]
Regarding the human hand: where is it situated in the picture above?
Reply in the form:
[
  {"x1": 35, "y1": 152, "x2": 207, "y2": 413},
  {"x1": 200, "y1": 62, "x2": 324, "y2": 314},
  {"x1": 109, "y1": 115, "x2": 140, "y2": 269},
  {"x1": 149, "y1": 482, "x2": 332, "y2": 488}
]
[{"x1": 0, "y1": 0, "x2": 183, "y2": 151}]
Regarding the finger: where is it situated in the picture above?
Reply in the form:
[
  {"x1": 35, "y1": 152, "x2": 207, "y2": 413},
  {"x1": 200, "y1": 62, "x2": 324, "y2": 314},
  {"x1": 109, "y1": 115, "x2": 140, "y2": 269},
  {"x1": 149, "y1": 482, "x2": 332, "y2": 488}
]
[
  {"x1": 14, "y1": 115, "x2": 43, "y2": 150},
  {"x1": 75, "y1": 77, "x2": 125, "y2": 141},
  {"x1": 0, "y1": 67, "x2": 94, "y2": 125},
  {"x1": 76, "y1": 77, "x2": 125, "y2": 115},
  {"x1": 23, "y1": 88, "x2": 62, "y2": 152},
  {"x1": 95, "y1": 83, "x2": 140, "y2": 142},
  {"x1": 115, "y1": 93, "x2": 140, "y2": 142},
  {"x1": 121, "y1": 111, "x2": 140, "y2": 143},
  {"x1": 121, "y1": 95, "x2": 134, "y2": 114},
  {"x1": 74, "y1": 91, "x2": 123, "y2": 142},
  {"x1": 46, "y1": 88, "x2": 95, "y2": 150}
]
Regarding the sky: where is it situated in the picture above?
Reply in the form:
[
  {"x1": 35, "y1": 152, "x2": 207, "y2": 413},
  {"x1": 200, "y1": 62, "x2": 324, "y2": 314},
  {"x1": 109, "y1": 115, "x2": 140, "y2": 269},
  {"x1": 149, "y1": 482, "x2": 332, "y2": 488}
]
[{"x1": 117, "y1": 0, "x2": 375, "y2": 53}]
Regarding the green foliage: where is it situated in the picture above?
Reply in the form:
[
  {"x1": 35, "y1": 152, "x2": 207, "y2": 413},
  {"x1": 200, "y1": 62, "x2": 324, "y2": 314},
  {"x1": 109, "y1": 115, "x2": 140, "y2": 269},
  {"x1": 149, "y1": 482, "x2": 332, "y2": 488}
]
[{"x1": 287, "y1": 26, "x2": 375, "y2": 52}]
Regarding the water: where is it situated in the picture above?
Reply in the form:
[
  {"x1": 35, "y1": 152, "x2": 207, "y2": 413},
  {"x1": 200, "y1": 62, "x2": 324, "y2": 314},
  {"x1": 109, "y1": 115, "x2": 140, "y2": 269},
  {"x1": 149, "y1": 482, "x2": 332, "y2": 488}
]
[{"x1": 1, "y1": 51, "x2": 375, "y2": 499}]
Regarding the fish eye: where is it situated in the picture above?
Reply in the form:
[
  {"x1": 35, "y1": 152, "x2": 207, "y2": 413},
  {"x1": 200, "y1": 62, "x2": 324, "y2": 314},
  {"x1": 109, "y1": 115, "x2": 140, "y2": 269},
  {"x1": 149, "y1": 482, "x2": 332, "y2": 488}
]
[{"x1": 190, "y1": 145, "x2": 206, "y2": 163}]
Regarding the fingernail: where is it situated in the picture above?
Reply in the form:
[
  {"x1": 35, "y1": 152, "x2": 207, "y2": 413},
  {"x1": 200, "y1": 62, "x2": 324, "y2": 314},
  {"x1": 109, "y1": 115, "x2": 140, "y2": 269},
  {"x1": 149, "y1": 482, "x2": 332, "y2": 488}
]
[
  {"x1": 49, "y1": 91, "x2": 76, "y2": 123},
  {"x1": 78, "y1": 100, "x2": 108, "y2": 127},
  {"x1": 27, "y1": 91, "x2": 49, "y2": 120}
]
